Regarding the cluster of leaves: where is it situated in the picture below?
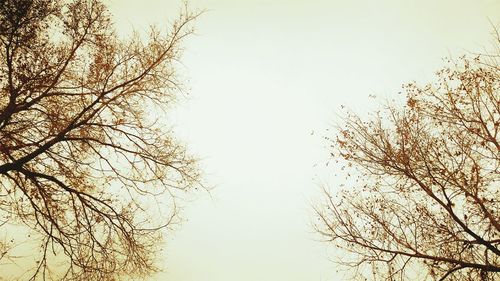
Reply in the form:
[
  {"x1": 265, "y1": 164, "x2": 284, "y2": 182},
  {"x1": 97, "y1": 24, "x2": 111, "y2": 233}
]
[
  {"x1": 316, "y1": 45, "x2": 500, "y2": 280},
  {"x1": 0, "y1": 0, "x2": 200, "y2": 279}
]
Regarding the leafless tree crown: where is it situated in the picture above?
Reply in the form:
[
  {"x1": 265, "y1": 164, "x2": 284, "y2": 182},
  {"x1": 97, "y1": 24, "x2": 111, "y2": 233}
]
[
  {"x1": 316, "y1": 39, "x2": 500, "y2": 280},
  {"x1": 0, "y1": 0, "x2": 200, "y2": 279}
]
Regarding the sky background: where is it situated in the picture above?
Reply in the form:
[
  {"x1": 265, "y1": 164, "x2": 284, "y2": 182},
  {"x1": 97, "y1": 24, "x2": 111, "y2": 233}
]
[{"x1": 106, "y1": 1, "x2": 500, "y2": 280}]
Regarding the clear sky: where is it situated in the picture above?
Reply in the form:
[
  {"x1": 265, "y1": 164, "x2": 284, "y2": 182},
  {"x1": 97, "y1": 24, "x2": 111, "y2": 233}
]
[{"x1": 107, "y1": 1, "x2": 499, "y2": 280}]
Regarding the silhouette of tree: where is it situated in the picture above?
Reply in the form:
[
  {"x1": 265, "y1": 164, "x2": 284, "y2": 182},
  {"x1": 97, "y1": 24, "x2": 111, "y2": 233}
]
[
  {"x1": 316, "y1": 40, "x2": 500, "y2": 280},
  {"x1": 0, "y1": 0, "x2": 200, "y2": 279}
]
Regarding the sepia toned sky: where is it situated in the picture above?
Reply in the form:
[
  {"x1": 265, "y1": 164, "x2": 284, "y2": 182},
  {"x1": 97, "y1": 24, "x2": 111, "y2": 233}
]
[{"x1": 106, "y1": 1, "x2": 499, "y2": 280}]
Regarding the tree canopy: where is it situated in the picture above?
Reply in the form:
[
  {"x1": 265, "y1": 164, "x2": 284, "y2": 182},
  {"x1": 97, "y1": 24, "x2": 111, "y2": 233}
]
[
  {"x1": 0, "y1": 0, "x2": 200, "y2": 279},
  {"x1": 316, "y1": 42, "x2": 500, "y2": 280}
]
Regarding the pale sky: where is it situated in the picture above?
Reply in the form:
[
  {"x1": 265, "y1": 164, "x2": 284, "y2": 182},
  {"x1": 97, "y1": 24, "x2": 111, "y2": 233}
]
[{"x1": 106, "y1": 1, "x2": 500, "y2": 280}]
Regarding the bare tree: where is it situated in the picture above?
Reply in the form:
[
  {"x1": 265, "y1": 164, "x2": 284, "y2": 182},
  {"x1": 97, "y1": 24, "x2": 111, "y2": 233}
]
[
  {"x1": 0, "y1": 0, "x2": 201, "y2": 279},
  {"x1": 315, "y1": 40, "x2": 500, "y2": 280}
]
